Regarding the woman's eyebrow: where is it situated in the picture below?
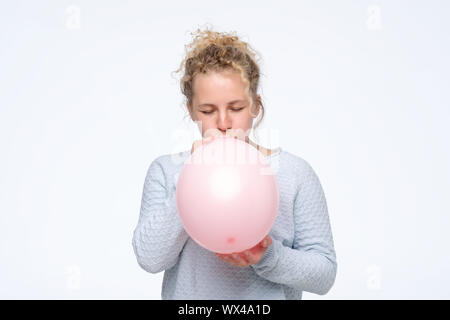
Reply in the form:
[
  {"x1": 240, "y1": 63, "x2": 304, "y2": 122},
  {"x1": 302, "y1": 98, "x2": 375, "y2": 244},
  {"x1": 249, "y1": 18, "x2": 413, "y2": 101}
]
[{"x1": 198, "y1": 100, "x2": 245, "y2": 108}]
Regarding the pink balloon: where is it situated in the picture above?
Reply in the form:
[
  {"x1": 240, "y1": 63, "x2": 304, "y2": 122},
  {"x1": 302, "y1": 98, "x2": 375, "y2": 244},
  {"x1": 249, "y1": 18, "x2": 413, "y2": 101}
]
[{"x1": 176, "y1": 136, "x2": 279, "y2": 254}]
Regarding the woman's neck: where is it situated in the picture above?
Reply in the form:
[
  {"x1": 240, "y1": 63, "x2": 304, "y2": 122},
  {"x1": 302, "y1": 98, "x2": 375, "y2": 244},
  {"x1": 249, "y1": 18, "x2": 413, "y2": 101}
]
[{"x1": 245, "y1": 136, "x2": 275, "y2": 157}]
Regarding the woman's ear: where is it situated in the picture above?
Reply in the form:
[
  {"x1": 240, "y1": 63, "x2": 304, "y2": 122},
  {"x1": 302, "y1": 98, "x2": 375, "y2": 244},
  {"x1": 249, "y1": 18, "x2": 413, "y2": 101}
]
[
  {"x1": 187, "y1": 102, "x2": 196, "y2": 121},
  {"x1": 251, "y1": 95, "x2": 261, "y2": 118}
]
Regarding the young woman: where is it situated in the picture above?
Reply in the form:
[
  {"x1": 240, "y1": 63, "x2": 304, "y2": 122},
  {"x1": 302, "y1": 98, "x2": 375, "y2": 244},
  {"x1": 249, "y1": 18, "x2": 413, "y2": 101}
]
[{"x1": 132, "y1": 27, "x2": 337, "y2": 300}]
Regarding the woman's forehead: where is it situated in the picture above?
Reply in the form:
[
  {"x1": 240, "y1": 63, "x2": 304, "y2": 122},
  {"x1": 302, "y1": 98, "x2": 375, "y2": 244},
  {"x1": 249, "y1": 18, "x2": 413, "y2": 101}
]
[{"x1": 193, "y1": 72, "x2": 247, "y2": 102}]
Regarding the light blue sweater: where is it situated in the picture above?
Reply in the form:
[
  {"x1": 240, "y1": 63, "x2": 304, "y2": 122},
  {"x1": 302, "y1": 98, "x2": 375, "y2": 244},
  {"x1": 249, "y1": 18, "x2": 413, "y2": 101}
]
[{"x1": 132, "y1": 147, "x2": 337, "y2": 299}]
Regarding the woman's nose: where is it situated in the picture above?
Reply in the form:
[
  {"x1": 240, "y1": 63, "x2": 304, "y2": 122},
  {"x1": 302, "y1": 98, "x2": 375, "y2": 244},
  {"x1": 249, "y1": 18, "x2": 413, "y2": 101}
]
[{"x1": 217, "y1": 113, "x2": 231, "y2": 133}]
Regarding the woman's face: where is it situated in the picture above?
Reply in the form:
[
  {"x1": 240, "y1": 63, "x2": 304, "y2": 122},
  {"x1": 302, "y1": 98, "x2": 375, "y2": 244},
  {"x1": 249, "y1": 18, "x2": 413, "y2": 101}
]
[{"x1": 188, "y1": 70, "x2": 260, "y2": 139}]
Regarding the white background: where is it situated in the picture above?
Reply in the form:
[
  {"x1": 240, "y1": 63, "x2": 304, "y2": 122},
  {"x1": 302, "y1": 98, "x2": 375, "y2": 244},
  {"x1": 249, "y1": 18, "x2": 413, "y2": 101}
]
[{"x1": 1, "y1": 1, "x2": 449, "y2": 299}]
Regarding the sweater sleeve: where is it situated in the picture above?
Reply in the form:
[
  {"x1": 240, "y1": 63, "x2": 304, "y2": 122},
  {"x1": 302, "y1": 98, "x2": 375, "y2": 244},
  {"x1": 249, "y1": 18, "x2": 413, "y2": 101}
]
[
  {"x1": 132, "y1": 157, "x2": 189, "y2": 274},
  {"x1": 250, "y1": 161, "x2": 338, "y2": 295}
]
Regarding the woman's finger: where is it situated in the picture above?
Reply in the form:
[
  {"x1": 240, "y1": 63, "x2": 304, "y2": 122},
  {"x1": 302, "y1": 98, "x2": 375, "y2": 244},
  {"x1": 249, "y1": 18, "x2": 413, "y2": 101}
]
[
  {"x1": 260, "y1": 235, "x2": 272, "y2": 248},
  {"x1": 218, "y1": 254, "x2": 238, "y2": 266},
  {"x1": 231, "y1": 253, "x2": 242, "y2": 264},
  {"x1": 243, "y1": 251, "x2": 256, "y2": 265},
  {"x1": 239, "y1": 252, "x2": 250, "y2": 264},
  {"x1": 230, "y1": 253, "x2": 247, "y2": 267},
  {"x1": 203, "y1": 135, "x2": 215, "y2": 143}
]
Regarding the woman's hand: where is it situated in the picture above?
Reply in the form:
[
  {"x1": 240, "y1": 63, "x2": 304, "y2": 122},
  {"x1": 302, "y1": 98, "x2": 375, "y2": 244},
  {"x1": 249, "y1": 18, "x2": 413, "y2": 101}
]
[
  {"x1": 191, "y1": 129, "x2": 248, "y2": 154},
  {"x1": 191, "y1": 135, "x2": 216, "y2": 154},
  {"x1": 215, "y1": 235, "x2": 272, "y2": 267}
]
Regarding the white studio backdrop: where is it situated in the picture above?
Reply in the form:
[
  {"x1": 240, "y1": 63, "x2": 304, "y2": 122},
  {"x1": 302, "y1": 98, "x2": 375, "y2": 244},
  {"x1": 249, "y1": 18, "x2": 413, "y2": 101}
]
[{"x1": 1, "y1": 1, "x2": 449, "y2": 299}]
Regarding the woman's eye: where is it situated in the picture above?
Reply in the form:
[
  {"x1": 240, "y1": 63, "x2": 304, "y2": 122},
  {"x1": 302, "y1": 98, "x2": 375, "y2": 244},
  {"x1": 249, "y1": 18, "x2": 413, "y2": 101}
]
[{"x1": 200, "y1": 108, "x2": 243, "y2": 115}]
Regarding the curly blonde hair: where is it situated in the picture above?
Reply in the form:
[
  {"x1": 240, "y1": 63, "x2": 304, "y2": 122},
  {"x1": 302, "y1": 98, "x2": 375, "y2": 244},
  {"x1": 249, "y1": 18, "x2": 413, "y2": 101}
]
[{"x1": 172, "y1": 26, "x2": 265, "y2": 130}]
